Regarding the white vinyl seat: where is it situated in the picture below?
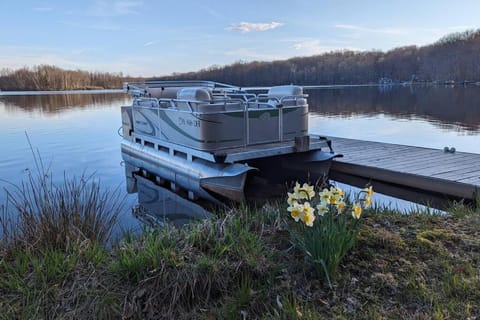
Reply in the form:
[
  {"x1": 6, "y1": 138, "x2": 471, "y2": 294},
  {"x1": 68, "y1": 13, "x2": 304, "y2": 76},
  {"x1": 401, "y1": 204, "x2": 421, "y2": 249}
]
[
  {"x1": 176, "y1": 87, "x2": 213, "y2": 111},
  {"x1": 267, "y1": 85, "x2": 305, "y2": 107}
]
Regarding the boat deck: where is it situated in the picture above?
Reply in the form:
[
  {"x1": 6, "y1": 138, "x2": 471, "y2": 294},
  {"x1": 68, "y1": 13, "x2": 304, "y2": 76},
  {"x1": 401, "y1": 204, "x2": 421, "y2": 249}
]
[
  {"x1": 329, "y1": 137, "x2": 480, "y2": 207},
  {"x1": 133, "y1": 133, "x2": 333, "y2": 163}
]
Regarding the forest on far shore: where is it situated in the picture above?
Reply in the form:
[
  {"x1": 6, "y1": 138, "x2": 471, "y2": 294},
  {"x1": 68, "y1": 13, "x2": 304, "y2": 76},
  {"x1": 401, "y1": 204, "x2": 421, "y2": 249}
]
[
  {"x1": 161, "y1": 29, "x2": 480, "y2": 86},
  {"x1": 2, "y1": 29, "x2": 480, "y2": 90},
  {"x1": 0, "y1": 65, "x2": 142, "y2": 91}
]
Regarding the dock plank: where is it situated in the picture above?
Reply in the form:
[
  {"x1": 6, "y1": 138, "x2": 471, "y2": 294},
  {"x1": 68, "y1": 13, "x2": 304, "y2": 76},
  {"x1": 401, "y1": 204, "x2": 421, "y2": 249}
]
[
  {"x1": 386, "y1": 154, "x2": 476, "y2": 171},
  {"x1": 329, "y1": 136, "x2": 480, "y2": 204},
  {"x1": 404, "y1": 159, "x2": 480, "y2": 176}
]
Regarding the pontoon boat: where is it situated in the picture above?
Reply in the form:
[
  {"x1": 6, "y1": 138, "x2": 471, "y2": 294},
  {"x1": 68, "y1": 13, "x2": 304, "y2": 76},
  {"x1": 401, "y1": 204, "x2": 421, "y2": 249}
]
[{"x1": 121, "y1": 80, "x2": 337, "y2": 203}]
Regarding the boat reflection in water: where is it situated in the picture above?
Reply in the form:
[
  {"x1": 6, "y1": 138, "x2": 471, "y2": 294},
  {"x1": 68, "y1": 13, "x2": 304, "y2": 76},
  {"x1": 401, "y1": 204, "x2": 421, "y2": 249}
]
[{"x1": 125, "y1": 162, "x2": 213, "y2": 228}]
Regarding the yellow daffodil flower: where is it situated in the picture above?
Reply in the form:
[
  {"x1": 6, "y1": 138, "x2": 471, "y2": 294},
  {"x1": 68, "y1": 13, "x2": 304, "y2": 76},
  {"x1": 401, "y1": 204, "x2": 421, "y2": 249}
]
[
  {"x1": 336, "y1": 187, "x2": 344, "y2": 197},
  {"x1": 364, "y1": 196, "x2": 372, "y2": 208},
  {"x1": 301, "y1": 183, "x2": 316, "y2": 199},
  {"x1": 320, "y1": 188, "x2": 331, "y2": 202},
  {"x1": 302, "y1": 212, "x2": 315, "y2": 227},
  {"x1": 352, "y1": 203, "x2": 362, "y2": 219},
  {"x1": 287, "y1": 192, "x2": 298, "y2": 206},
  {"x1": 293, "y1": 182, "x2": 302, "y2": 194},
  {"x1": 302, "y1": 201, "x2": 315, "y2": 216},
  {"x1": 364, "y1": 186, "x2": 374, "y2": 198},
  {"x1": 328, "y1": 193, "x2": 340, "y2": 205},
  {"x1": 288, "y1": 203, "x2": 304, "y2": 222},
  {"x1": 329, "y1": 186, "x2": 342, "y2": 195},
  {"x1": 336, "y1": 200, "x2": 346, "y2": 213},
  {"x1": 316, "y1": 202, "x2": 328, "y2": 216}
]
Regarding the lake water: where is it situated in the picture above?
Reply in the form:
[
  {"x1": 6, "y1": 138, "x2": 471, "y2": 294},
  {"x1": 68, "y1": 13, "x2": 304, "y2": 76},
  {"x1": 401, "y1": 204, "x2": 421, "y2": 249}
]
[{"x1": 1, "y1": 86, "x2": 479, "y2": 230}]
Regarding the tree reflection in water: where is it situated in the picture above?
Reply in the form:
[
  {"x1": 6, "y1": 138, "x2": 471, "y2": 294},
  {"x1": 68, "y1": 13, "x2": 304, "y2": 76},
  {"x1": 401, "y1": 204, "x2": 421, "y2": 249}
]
[{"x1": 307, "y1": 85, "x2": 480, "y2": 132}]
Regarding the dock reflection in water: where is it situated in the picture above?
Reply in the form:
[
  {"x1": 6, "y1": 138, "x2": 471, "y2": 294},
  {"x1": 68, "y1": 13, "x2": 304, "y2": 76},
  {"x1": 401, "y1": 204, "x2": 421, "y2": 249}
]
[{"x1": 126, "y1": 165, "x2": 213, "y2": 228}]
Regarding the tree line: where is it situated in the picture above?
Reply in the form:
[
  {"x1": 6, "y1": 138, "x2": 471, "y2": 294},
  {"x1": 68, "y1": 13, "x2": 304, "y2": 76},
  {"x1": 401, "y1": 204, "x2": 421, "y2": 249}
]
[
  {"x1": 0, "y1": 65, "x2": 141, "y2": 91},
  {"x1": 2, "y1": 30, "x2": 480, "y2": 90},
  {"x1": 160, "y1": 29, "x2": 480, "y2": 86}
]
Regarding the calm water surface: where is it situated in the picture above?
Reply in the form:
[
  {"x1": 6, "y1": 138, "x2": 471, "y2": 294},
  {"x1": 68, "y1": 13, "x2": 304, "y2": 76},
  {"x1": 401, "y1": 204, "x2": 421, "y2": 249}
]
[{"x1": 0, "y1": 86, "x2": 479, "y2": 229}]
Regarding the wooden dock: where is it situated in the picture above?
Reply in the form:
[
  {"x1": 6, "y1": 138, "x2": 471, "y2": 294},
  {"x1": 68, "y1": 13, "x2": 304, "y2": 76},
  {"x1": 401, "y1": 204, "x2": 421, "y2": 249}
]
[{"x1": 328, "y1": 137, "x2": 480, "y2": 208}]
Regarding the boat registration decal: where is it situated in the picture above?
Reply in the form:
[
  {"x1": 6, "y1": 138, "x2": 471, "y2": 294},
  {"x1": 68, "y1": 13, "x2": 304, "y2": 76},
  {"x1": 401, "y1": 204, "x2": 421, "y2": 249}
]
[
  {"x1": 159, "y1": 111, "x2": 205, "y2": 143},
  {"x1": 178, "y1": 117, "x2": 201, "y2": 128}
]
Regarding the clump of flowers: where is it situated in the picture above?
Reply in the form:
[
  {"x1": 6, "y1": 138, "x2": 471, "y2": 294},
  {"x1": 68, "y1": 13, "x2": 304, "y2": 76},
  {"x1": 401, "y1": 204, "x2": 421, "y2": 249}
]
[{"x1": 287, "y1": 182, "x2": 374, "y2": 288}]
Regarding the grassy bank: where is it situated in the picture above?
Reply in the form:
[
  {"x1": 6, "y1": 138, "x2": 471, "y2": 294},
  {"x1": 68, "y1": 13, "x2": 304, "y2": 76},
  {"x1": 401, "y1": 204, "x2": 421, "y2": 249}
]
[{"x1": 1, "y1": 188, "x2": 479, "y2": 319}]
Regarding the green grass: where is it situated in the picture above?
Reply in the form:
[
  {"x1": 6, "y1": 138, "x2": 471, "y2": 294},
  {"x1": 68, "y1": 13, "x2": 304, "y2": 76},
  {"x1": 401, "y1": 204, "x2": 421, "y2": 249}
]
[{"x1": 1, "y1": 187, "x2": 480, "y2": 319}]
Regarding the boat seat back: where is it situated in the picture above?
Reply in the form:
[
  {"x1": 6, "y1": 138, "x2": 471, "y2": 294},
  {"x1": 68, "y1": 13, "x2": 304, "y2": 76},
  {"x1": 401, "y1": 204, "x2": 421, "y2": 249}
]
[
  {"x1": 267, "y1": 85, "x2": 305, "y2": 107},
  {"x1": 175, "y1": 87, "x2": 213, "y2": 111},
  {"x1": 211, "y1": 97, "x2": 244, "y2": 111},
  {"x1": 176, "y1": 87, "x2": 212, "y2": 101},
  {"x1": 146, "y1": 87, "x2": 182, "y2": 99}
]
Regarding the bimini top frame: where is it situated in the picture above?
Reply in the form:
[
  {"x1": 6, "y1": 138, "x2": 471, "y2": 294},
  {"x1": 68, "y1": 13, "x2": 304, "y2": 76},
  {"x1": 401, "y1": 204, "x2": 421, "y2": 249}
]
[{"x1": 123, "y1": 80, "x2": 243, "y2": 97}]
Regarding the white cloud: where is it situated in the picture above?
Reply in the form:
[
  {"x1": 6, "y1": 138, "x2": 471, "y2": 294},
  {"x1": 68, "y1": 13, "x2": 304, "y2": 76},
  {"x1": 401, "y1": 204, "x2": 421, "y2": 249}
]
[
  {"x1": 335, "y1": 24, "x2": 407, "y2": 35},
  {"x1": 205, "y1": 7, "x2": 224, "y2": 20},
  {"x1": 33, "y1": 7, "x2": 53, "y2": 12},
  {"x1": 59, "y1": 20, "x2": 122, "y2": 31},
  {"x1": 114, "y1": 0, "x2": 143, "y2": 15},
  {"x1": 227, "y1": 21, "x2": 284, "y2": 33},
  {"x1": 0, "y1": 53, "x2": 79, "y2": 71},
  {"x1": 143, "y1": 41, "x2": 156, "y2": 47},
  {"x1": 333, "y1": 24, "x2": 479, "y2": 50},
  {"x1": 335, "y1": 24, "x2": 478, "y2": 38},
  {"x1": 292, "y1": 39, "x2": 363, "y2": 55},
  {"x1": 87, "y1": 0, "x2": 143, "y2": 17},
  {"x1": 224, "y1": 47, "x2": 286, "y2": 61}
]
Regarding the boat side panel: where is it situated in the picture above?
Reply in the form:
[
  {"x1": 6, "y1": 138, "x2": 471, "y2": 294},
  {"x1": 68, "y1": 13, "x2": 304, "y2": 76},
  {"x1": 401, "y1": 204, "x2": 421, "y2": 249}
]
[
  {"x1": 282, "y1": 105, "x2": 308, "y2": 140},
  {"x1": 121, "y1": 106, "x2": 134, "y2": 141},
  {"x1": 132, "y1": 106, "x2": 160, "y2": 137},
  {"x1": 130, "y1": 104, "x2": 308, "y2": 151},
  {"x1": 248, "y1": 109, "x2": 279, "y2": 144},
  {"x1": 159, "y1": 110, "x2": 246, "y2": 150}
]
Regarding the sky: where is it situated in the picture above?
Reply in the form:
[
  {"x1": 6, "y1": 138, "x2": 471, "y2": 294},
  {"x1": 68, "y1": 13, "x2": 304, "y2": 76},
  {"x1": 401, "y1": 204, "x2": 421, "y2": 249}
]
[{"x1": 1, "y1": 0, "x2": 479, "y2": 77}]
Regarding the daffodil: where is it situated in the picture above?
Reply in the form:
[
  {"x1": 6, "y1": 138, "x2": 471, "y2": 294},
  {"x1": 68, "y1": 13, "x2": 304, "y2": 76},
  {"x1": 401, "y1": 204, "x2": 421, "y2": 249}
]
[
  {"x1": 364, "y1": 196, "x2": 372, "y2": 208},
  {"x1": 329, "y1": 186, "x2": 343, "y2": 196},
  {"x1": 287, "y1": 192, "x2": 299, "y2": 206},
  {"x1": 316, "y1": 202, "x2": 328, "y2": 216},
  {"x1": 336, "y1": 200, "x2": 346, "y2": 213},
  {"x1": 328, "y1": 193, "x2": 340, "y2": 205},
  {"x1": 302, "y1": 201, "x2": 315, "y2": 216},
  {"x1": 335, "y1": 187, "x2": 344, "y2": 197},
  {"x1": 302, "y1": 212, "x2": 315, "y2": 227},
  {"x1": 288, "y1": 203, "x2": 304, "y2": 222},
  {"x1": 301, "y1": 183, "x2": 316, "y2": 199},
  {"x1": 352, "y1": 203, "x2": 362, "y2": 219},
  {"x1": 364, "y1": 186, "x2": 374, "y2": 198},
  {"x1": 320, "y1": 188, "x2": 331, "y2": 202},
  {"x1": 293, "y1": 182, "x2": 302, "y2": 195}
]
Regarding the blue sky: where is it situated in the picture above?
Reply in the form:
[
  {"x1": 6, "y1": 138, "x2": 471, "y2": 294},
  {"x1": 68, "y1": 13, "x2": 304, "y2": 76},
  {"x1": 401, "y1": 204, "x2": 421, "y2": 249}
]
[{"x1": 1, "y1": 0, "x2": 479, "y2": 76}]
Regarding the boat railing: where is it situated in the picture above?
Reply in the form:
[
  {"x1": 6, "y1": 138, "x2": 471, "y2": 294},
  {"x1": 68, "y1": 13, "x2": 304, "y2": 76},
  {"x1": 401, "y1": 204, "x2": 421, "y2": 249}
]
[
  {"x1": 135, "y1": 96, "x2": 249, "y2": 113},
  {"x1": 212, "y1": 92, "x2": 256, "y2": 102},
  {"x1": 256, "y1": 94, "x2": 307, "y2": 106}
]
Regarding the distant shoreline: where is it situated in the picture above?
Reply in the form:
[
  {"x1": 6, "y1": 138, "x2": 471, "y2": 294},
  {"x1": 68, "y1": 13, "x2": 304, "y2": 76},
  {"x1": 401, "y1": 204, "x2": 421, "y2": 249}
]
[
  {"x1": 2, "y1": 82, "x2": 479, "y2": 96},
  {"x1": 0, "y1": 88, "x2": 124, "y2": 96}
]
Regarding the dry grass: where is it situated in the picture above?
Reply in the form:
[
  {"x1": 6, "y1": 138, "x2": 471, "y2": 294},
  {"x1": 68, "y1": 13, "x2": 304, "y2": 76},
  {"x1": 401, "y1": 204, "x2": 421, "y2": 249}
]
[{"x1": 1, "y1": 144, "x2": 124, "y2": 253}]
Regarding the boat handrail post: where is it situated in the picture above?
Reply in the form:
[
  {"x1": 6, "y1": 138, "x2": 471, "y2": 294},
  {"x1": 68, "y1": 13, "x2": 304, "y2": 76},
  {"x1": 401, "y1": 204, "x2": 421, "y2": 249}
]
[
  {"x1": 278, "y1": 104, "x2": 283, "y2": 142},
  {"x1": 245, "y1": 104, "x2": 249, "y2": 146}
]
